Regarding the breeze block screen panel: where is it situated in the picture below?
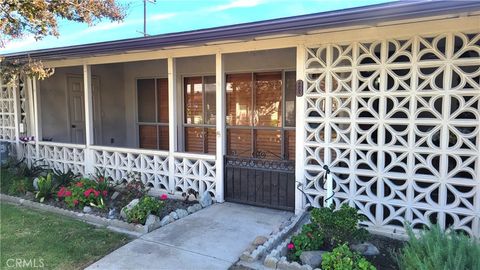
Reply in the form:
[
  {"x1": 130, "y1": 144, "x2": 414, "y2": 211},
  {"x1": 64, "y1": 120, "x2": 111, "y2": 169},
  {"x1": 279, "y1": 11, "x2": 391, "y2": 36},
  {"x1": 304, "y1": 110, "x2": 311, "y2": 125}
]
[{"x1": 303, "y1": 32, "x2": 480, "y2": 237}]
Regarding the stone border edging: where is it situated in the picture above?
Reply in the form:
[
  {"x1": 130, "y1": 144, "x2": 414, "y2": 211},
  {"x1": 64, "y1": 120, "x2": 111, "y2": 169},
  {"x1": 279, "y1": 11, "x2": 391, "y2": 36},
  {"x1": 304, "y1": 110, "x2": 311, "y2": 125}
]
[
  {"x1": 0, "y1": 193, "x2": 208, "y2": 236},
  {"x1": 263, "y1": 214, "x2": 322, "y2": 270},
  {"x1": 240, "y1": 211, "x2": 307, "y2": 263}
]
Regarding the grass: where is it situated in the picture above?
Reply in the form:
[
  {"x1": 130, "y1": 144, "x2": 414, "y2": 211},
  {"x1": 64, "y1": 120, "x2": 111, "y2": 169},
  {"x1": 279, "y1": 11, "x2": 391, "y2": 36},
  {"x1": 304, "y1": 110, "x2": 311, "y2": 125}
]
[{"x1": 0, "y1": 203, "x2": 131, "y2": 270}]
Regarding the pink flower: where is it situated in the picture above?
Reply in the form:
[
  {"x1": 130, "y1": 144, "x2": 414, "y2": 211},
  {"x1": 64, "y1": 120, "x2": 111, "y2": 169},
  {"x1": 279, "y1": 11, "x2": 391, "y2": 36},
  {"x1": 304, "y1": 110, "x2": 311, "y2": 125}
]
[
  {"x1": 64, "y1": 190, "x2": 72, "y2": 197},
  {"x1": 160, "y1": 194, "x2": 168, "y2": 201},
  {"x1": 75, "y1": 182, "x2": 83, "y2": 187},
  {"x1": 73, "y1": 199, "x2": 79, "y2": 205},
  {"x1": 57, "y1": 187, "x2": 66, "y2": 198},
  {"x1": 93, "y1": 190, "x2": 100, "y2": 198},
  {"x1": 102, "y1": 190, "x2": 108, "y2": 197},
  {"x1": 287, "y1": 243, "x2": 295, "y2": 250},
  {"x1": 84, "y1": 188, "x2": 93, "y2": 197}
]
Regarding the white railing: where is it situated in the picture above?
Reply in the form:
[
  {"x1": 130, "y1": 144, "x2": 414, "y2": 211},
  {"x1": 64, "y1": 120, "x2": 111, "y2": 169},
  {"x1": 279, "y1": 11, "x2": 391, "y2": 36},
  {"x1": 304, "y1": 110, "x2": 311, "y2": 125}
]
[
  {"x1": 90, "y1": 145, "x2": 170, "y2": 191},
  {"x1": 173, "y1": 152, "x2": 217, "y2": 197},
  {"x1": 21, "y1": 141, "x2": 86, "y2": 175},
  {"x1": 21, "y1": 143, "x2": 219, "y2": 197}
]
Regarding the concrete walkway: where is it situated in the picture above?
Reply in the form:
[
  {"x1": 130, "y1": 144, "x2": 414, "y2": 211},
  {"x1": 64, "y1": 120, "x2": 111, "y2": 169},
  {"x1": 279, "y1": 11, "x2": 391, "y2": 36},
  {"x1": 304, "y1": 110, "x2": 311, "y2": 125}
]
[{"x1": 87, "y1": 202, "x2": 292, "y2": 270}]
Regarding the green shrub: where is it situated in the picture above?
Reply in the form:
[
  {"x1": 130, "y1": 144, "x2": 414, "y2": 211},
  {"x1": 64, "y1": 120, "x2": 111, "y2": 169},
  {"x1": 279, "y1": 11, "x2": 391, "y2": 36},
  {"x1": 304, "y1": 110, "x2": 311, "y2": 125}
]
[
  {"x1": 7, "y1": 177, "x2": 33, "y2": 195},
  {"x1": 35, "y1": 173, "x2": 54, "y2": 202},
  {"x1": 396, "y1": 225, "x2": 480, "y2": 270},
  {"x1": 125, "y1": 196, "x2": 164, "y2": 224},
  {"x1": 51, "y1": 168, "x2": 79, "y2": 189},
  {"x1": 311, "y1": 204, "x2": 368, "y2": 247},
  {"x1": 322, "y1": 244, "x2": 376, "y2": 270},
  {"x1": 288, "y1": 223, "x2": 324, "y2": 260}
]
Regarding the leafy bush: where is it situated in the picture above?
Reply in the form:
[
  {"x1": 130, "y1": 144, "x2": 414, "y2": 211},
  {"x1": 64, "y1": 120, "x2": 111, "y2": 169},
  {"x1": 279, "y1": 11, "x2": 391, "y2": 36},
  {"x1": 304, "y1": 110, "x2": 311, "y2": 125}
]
[
  {"x1": 396, "y1": 225, "x2": 480, "y2": 270},
  {"x1": 59, "y1": 178, "x2": 110, "y2": 209},
  {"x1": 288, "y1": 223, "x2": 324, "y2": 260},
  {"x1": 35, "y1": 173, "x2": 54, "y2": 202},
  {"x1": 51, "y1": 168, "x2": 79, "y2": 189},
  {"x1": 15, "y1": 161, "x2": 47, "y2": 178},
  {"x1": 123, "y1": 177, "x2": 149, "y2": 202},
  {"x1": 7, "y1": 177, "x2": 34, "y2": 195},
  {"x1": 125, "y1": 196, "x2": 164, "y2": 224},
  {"x1": 311, "y1": 204, "x2": 368, "y2": 247},
  {"x1": 322, "y1": 244, "x2": 376, "y2": 270}
]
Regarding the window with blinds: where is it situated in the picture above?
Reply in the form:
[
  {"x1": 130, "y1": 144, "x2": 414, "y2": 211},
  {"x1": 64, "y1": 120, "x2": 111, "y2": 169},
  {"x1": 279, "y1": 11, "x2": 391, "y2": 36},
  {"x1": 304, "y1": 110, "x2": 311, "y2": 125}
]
[
  {"x1": 183, "y1": 76, "x2": 216, "y2": 154},
  {"x1": 137, "y1": 78, "x2": 169, "y2": 150},
  {"x1": 226, "y1": 71, "x2": 296, "y2": 160}
]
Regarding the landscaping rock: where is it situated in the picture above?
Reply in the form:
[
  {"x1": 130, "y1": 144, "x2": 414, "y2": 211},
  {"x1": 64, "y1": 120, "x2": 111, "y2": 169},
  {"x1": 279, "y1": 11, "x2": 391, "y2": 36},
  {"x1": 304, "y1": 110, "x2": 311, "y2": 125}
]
[
  {"x1": 33, "y1": 177, "x2": 39, "y2": 191},
  {"x1": 264, "y1": 255, "x2": 278, "y2": 268},
  {"x1": 169, "y1": 211, "x2": 179, "y2": 220},
  {"x1": 290, "y1": 262, "x2": 303, "y2": 270},
  {"x1": 199, "y1": 192, "x2": 212, "y2": 208},
  {"x1": 187, "y1": 205, "x2": 196, "y2": 214},
  {"x1": 351, "y1": 242, "x2": 380, "y2": 256},
  {"x1": 175, "y1": 209, "x2": 188, "y2": 219},
  {"x1": 187, "y1": 194, "x2": 197, "y2": 202},
  {"x1": 145, "y1": 214, "x2": 160, "y2": 226},
  {"x1": 107, "y1": 208, "x2": 116, "y2": 219},
  {"x1": 111, "y1": 191, "x2": 120, "y2": 200},
  {"x1": 83, "y1": 206, "x2": 92, "y2": 213},
  {"x1": 24, "y1": 191, "x2": 35, "y2": 200},
  {"x1": 300, "y1": 251, "x2": 325, "y2": 268},
  {"x1": 160, "y1": 215, "x2": 174, "y2": 226},
  {"x1": 193, "y1": 203, "x2": 202, "y2": 211},
  {"x1": 120, "y1": 198, "x2": 139, "y2": 220},
  {"x1": 253, "y1": 236, "x2": 268, "y2": 246}
]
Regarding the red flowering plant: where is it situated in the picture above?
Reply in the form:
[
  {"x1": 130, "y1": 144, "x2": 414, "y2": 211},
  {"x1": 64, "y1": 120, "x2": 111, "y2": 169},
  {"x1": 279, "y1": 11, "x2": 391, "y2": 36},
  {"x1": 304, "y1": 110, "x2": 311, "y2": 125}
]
[{"x1": 58, "y1": 177, "x2": 110, "y2": 209}]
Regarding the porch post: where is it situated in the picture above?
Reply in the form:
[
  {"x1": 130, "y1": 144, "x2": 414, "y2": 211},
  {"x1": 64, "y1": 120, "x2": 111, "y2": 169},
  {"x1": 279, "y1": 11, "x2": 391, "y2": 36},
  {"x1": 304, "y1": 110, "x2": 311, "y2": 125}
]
[
  {"x1": 295, "y1": 44, "x2": 307, "y2": 214},
  {"x1": 12, "y1": 79, "x2": 21, "y2": 158},
  {"x1": 215, "y1": 52, "x2": 225, "y2": 202},
  {"x1": 83, "y1": 64, "x2": 95, "y2": 175},
  {"x1": 167, "y1": 57, "x2": 177, "y2": 193},
  {"x1": 31, "y1": 77, "x2": 42, "y2": 158}
]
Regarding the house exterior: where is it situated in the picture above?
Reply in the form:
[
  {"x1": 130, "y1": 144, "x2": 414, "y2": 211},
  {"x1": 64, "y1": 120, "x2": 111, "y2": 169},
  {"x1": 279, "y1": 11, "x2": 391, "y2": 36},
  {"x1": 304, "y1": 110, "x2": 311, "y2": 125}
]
[{"x1": 1, "y1": 1, "x2": 479, "y2": 238}]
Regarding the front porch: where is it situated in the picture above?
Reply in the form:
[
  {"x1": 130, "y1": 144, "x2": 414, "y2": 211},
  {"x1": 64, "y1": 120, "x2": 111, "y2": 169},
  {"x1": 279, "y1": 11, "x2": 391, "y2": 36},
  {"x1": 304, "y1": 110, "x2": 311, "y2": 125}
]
[{"x1": 18, "y1": 48, "x2": 299, "y2": 211}]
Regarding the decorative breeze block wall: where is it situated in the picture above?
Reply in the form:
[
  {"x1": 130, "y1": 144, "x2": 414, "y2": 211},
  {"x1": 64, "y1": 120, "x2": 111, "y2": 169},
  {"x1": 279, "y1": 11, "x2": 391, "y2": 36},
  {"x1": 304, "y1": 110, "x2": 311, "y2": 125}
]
[{"x1": 303, "y1": 32, "x2": 480, "y2": 237}]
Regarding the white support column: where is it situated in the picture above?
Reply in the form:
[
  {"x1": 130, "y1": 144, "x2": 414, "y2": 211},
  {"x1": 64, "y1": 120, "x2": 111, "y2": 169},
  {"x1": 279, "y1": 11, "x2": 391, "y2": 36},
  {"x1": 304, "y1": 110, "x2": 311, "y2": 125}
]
[
  {"x1": 167, "y1": 57, "x2": 177, "y2": 193},
  {"x1": 215, "y1": 52, "x2": 226, "y2": 202},
  {"x1": 295, "y1": 44, "x2": 307, "y2": 214},
  {"x1": 32, "y1": 77, "x2": 42, "y2": 159},
  {"x1": 83, "y1": 64, "x2": 95, "y2": 176},
  {"x1": 12, "y1": 79, "x2": 21, "y2": 158}
]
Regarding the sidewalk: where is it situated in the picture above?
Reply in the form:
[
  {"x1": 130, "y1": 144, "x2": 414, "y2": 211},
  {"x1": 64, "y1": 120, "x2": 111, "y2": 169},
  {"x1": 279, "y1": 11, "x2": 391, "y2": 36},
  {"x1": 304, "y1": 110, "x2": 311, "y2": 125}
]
[{"x1": 86, "y1": 202, "x2": 292, "y2": 270}]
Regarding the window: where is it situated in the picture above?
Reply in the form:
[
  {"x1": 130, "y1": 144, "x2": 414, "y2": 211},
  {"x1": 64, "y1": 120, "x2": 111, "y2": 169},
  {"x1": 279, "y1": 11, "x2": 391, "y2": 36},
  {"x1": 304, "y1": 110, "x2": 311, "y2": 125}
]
[
  {"x1": 184, "y1": 76, "x2": 216, "y2": 154},
  {"x1": 137, "y1": 78, "x2": 169, "y2": 150},
  {"x1": 226, "y1": 71, "x2": 296, "y2": 160}
]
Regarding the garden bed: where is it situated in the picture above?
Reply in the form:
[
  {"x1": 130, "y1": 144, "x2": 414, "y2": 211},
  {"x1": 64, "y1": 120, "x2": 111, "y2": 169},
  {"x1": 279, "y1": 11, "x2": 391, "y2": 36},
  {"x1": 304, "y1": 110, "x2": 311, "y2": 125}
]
[
  {"x1": 258, "y1": 205, "x2": 406, "y2": 270},
  {"x1": 0, "y1": 162, "x2": 212, "y2": 235}
]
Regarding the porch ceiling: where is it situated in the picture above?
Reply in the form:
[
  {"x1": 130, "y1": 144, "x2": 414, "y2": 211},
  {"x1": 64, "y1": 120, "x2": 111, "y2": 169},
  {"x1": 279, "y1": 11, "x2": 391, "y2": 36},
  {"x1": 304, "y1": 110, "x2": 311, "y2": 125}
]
[{"x1": 3, "y1": 0, "x2": 480, "y2": 61}]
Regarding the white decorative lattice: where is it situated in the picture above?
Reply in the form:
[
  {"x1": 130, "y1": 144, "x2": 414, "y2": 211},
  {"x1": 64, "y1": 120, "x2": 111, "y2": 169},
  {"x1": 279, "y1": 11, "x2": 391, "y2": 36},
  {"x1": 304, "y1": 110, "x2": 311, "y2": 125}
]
[
  {"x1": 0, "y1": 80, "x2": 16, "y2": 141},
  {"x1": 304, "y1": 32, "x2": 480, "y2": 237},
  {"x1": 36, "y1": 143, "x2": 85, "y2": 174},
  {"x1": 92, "y1": 148, "x2": 169, "y2": 191},
  {"x1": 174, "y1": 155, "x2": 216, "y2": 197}
]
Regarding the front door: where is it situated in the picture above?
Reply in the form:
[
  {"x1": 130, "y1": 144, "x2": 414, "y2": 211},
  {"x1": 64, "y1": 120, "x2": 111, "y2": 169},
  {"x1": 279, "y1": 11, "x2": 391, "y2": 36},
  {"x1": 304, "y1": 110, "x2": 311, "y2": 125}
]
[
  {"x1": 67, "y1": 76, "x2": 101, "y2": 144},
  {"x1": 224, "y1": 71, "x2": 297, "y2": 211}
]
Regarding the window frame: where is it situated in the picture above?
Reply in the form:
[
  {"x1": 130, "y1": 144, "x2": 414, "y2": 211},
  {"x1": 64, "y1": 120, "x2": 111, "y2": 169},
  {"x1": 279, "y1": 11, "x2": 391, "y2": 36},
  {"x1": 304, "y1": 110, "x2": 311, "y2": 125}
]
[
  {"x1": 135, "y1": 77, "x2": 169, "y2": 150},
  {"x1": 226, "y1": 69, "x2": 296, "y2": 160},
  {"x1": 182, "y1": 75, "x2": 216, "y2": 154}
]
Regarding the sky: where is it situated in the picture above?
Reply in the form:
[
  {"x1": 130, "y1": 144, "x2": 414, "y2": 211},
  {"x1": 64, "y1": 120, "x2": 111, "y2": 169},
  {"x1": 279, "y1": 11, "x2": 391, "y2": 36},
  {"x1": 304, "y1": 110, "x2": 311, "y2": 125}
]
[{"x1": 1, "y1": 0, "x2": 396, "y2": 54}]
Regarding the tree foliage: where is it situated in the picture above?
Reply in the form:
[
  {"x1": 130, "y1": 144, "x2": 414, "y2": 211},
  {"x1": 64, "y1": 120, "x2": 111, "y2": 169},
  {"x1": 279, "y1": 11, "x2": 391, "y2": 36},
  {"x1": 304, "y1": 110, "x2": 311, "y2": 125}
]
[{"x1": 0, "y1": 0, "x2": 127, "y2": 85}]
